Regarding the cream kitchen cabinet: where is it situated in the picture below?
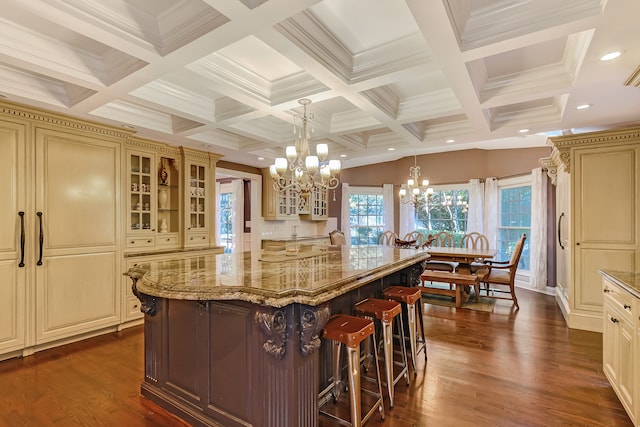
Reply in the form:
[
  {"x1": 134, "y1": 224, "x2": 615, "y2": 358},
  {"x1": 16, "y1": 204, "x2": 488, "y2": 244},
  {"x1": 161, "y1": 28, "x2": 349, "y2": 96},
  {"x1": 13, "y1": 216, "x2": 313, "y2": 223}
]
[
  {"x1": 182, "y1": 147, "x2": 220, "y2": 248},
  {"x1": 300, "y1": 185, "x2": 328, "y2": 220},
  {"x1": 1, "y1": 102, "x2": 124, "y2": 359},
  {"x1": 548, "y1": 127, "x2": 640, "y2": 332},
  {"x1": 124, "y1": 138, "x2": 182, "y2": 253},
  {"x1": 601, "y1": 272, "x2": 639, "y2": 426},
  {"x1": 0, "y1": 116, "x2": 27, "y2": 357},
  {"x1": 262, "y1": 169, "x2": 298, "y2": 220}
]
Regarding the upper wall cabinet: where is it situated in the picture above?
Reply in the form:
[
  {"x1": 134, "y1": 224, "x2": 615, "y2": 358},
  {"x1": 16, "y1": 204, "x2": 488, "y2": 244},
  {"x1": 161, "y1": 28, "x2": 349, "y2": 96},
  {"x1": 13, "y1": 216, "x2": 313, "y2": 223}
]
[
  {"x1": 261, "y1": 169, "x2": 328, "y2": 220},
  {"x1": 547, "y1": 126, "x2": 640, "y2": 333}
]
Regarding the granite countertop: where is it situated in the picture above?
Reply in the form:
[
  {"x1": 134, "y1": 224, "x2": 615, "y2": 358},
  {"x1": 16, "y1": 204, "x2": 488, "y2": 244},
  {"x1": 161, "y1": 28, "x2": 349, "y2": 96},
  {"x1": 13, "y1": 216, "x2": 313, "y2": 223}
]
[
  {"x1": 125, "y1": 245, "x2": 430, "y2": 308},
  {"x1": 599, "y1": 270, "x2": 640, "y2": 298},
  {"x1": 261, "y1": 235, "x2": 329, "y2": 242}
]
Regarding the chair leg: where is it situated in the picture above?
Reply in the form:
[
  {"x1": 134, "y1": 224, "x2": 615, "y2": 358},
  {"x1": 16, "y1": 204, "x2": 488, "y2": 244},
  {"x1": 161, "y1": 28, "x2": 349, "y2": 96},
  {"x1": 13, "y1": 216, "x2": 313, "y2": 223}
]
[{"x1": 510, "y1": 285, "x2": 519, "y2": 309}]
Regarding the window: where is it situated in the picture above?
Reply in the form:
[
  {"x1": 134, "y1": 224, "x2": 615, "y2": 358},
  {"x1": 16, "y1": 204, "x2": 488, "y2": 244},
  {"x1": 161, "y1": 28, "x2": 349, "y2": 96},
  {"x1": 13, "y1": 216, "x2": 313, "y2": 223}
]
[
  {"x1": 348, "y1": 189, "x2": 384, "y2": 245},
  {"x1": 219, "y1": 192, "x2": 233, "y2": 253},
  {"x1": 414, "y1": 185, "x2": 469, "y2": 243},
  {"x1": 497, "y1": 176, "x2": 531, "y2": 271}
]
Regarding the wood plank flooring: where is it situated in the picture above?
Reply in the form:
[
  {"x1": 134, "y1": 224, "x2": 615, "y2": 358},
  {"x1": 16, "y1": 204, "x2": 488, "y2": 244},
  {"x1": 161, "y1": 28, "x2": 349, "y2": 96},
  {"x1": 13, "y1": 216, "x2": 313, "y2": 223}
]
[{"x1": 0, "y1": 288, "x2": 633, "y2": 427}]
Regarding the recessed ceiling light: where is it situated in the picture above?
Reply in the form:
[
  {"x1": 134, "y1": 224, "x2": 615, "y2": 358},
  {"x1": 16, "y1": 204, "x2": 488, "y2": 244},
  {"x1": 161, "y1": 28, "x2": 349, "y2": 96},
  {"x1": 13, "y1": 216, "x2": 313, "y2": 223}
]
[
  {"x1": 340, "y1": 154, "x2": 347, "y2": 158},
  {"x1": 257, "y1": 157, "x2": 264, "y2": 160},
  {"x1": 446, "y1": 139, "x2": 455, "y2": 143},
  {"x1": 518, "y1": 129, "x2": 530, "y2": 133},
  {"x1": 600, "y1": 51, "x2": 621, "y2": 61},
  {"x1": 388, "y1": 147, "x2": 395, "y2": 151},
  {"x1": 576, "y1": 104, "x2": 591, "y2": 110}
]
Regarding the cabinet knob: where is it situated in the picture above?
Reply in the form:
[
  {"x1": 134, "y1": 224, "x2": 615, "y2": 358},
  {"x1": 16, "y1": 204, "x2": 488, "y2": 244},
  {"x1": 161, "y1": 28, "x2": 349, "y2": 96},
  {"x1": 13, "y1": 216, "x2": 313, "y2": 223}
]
[
  {"x1": 604, "y1": 288, "x2": 611, "y2": 293},
  {"x1": 147, "y1": 240, "x2": 151, "y2": 243},
  {"x1": 610, "y1": 317, "x2": 619, "y2": 324},
  {"x1": 576, "y1": 242, "x2": 580, "y2": 245},
  {"x1": 624, "y1": 304, "x2": 631, "y2": 310}
]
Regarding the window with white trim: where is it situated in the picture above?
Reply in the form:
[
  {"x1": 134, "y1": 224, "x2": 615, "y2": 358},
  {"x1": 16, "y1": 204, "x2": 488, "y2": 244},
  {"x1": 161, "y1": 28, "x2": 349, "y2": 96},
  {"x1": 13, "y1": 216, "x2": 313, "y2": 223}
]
[
  {"x1": 497, "y1": 176, "x2": 531, "y2": 271},
  {"x1": 414, "y1": 184, "x2": 469, "y2": 242},
  {"x1": 348, "y1": 187, "x2": 385, "y2": 245}
]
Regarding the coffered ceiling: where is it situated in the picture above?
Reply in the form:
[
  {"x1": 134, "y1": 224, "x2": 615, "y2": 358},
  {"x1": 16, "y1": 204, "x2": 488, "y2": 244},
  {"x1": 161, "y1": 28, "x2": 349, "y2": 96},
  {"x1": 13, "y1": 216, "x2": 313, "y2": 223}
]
[{"x1": 1, "y1": 0, "x2": 639, "y2": 168}]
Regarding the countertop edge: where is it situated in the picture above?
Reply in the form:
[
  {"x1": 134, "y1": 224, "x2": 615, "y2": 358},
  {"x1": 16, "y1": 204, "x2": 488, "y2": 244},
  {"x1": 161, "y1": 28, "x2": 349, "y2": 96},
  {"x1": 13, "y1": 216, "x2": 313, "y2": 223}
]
[{"x1": 599, "y1": 269, "x2": 640, "y2": 299}]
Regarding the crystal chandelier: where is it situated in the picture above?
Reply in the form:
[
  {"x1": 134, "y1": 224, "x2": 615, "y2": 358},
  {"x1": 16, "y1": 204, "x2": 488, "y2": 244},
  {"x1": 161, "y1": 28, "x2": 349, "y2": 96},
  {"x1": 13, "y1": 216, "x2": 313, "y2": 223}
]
[
  {"x1": 399, "y1": 154, "x2": 433, "y2": 209},
  {"x1": 269, "y1": 99, "x2": 341, "y2": 195}
]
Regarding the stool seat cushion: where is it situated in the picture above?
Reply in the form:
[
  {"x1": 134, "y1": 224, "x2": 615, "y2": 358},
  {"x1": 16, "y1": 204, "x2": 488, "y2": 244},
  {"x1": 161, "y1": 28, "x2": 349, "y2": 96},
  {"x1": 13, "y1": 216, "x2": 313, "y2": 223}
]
[
  {"x1": 322, "y1": 314, "x2": 374, "y2": 348},
  {"x1": 383, "y1": 286, "x2": 421, "y2": 305},
  {"x1": 355, "y1": 298, "x2": 401, "y2": 323}
]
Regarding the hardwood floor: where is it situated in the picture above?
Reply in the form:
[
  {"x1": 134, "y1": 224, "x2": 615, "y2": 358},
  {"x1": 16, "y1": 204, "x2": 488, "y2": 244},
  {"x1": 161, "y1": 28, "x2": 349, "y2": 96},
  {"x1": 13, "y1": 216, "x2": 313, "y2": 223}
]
[{"x1": 0, "y1": 288, "x2": 632, "y2": 427}]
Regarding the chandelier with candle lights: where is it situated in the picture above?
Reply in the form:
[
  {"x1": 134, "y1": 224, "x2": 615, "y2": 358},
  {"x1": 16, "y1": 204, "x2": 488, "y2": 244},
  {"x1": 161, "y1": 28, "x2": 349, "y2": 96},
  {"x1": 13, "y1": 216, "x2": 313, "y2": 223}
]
[
  {"x1": 269, "y1": 99, "x2": 341, "y2": 196},
  {"x1": 399, "y1": 154, "x2": 433, "y2": 209}
]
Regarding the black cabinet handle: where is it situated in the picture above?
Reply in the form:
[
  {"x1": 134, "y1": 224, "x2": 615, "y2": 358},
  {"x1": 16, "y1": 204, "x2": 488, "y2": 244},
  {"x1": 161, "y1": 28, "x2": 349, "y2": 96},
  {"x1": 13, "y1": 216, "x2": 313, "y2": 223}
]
[
  {"x1": 610, "y1": 318, "x2": 619, "y2": 324},
  {"x1": 37, "y1": 212, "x2": 43, "y2": 266},
  {"x1": 19, "y1": 211, "x2": 25, "y2": 267},
  {"x1": 624, "y1": 304, "x2": 631, "y2": 310},
  {"x1": 557, "y1": 212, "x2": 564, "y2": 250}
]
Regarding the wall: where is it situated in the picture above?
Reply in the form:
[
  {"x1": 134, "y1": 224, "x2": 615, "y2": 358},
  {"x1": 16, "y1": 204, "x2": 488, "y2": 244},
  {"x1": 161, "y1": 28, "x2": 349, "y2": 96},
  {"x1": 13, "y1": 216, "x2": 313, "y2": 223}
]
[{"x1": 330, "y1": 147, "x2": 552, "y2": 230}]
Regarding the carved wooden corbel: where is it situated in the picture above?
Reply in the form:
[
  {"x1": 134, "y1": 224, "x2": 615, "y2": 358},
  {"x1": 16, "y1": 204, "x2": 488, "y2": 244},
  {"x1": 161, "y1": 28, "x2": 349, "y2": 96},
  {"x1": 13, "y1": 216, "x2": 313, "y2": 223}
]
[
  {"x1": 255, "y1": 308, "x2": 287, "y2": 360},
  {"x1": 299, "y1": 305, "x2": 330, "y2": 356},
  {"x1": 126, "y1": 268, "x2": 157, "y2": 316}
]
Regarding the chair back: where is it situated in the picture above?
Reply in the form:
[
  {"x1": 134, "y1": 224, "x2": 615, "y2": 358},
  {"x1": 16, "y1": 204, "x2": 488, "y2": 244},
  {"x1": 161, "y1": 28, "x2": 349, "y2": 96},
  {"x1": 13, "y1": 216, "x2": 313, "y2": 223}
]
[
  {"x1": 460, "y1": 232, "x2": 489, "y2": 250},
  {"x1": 509, "y1": 234, "x2": 527, "y2": 267},
  {"x1": 431, "y1": 231, "x2": 455, "y2": 247},
  {"x1": 402, "y1": 231, "x2": 427, "y2": 247},
  {"x1": 377, "y1": 230, "x2": 398, "y2": 246},
  {"x1": 329, "y1": 230, "x2": 346, "y2": 245}
]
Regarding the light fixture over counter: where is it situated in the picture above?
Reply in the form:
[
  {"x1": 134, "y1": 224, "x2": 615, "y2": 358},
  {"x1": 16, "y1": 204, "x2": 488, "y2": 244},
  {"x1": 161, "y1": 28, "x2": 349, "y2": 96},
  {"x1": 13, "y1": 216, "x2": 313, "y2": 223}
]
[
  {"x1": 399, "y1": 154, "x2": 433, "y2": 209},
  {"x1": 269, "y1": 99, "x2": 341, "y2": 196}
]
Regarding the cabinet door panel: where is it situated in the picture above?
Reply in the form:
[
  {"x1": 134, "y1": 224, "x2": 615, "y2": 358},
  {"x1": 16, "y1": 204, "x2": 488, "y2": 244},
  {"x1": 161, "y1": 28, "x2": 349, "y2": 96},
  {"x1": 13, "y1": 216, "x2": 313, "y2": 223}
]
[
  {"x1": 36, "y1": 130, "x2": 119, "y2": 248},
  {"x1": 575, "y1": 149, "x2": 636, "y2": 245},
  {"x1": 36, "y1": 252, "x2": 118, "y2": 343},
  {"x1": 576, "y1": 249, "x2": 635, "y2": 310},
  {"x1": 0, "y1": 120, "x2": 26, "y2": 354},
  {"x1": 0, "y1": 260, "x2": 24, "y2": 352}
]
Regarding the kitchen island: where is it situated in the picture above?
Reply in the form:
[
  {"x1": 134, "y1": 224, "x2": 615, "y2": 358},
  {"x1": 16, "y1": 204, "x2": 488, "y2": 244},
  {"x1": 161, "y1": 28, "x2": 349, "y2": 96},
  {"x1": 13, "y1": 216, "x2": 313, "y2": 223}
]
[{"x1": 125, "y1": 245, "x2": 429, "y2": 427}]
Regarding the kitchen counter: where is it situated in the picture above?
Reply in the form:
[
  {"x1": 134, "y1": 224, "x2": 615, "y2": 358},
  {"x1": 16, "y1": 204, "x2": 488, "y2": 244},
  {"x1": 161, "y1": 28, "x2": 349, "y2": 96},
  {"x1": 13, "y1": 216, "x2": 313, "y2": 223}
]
[
  {"x1": 126, "y1": 245, "x2": 429, "y2": 307},
  {"x1": 124, "y1": 245, "x2": 429, "y2": 427},
  {"x1": 599, "y1": 270, "x2": 640, "y2": 298}
]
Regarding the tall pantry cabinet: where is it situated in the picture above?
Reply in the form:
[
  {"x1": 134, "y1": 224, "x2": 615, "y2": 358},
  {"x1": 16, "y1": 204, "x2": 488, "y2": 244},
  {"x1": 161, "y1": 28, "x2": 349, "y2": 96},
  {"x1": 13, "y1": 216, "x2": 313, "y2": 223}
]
[
  {"x1": 0, "y1": 102, "x2": 124, "y2": 358},
  {"x1": 547, "y1": 127, "x2": 640, "y2": 332}
]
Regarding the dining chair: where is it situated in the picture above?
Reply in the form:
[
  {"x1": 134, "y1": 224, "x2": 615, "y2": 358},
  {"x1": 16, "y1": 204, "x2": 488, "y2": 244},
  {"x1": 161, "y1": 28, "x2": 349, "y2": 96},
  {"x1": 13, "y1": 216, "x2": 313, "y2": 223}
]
[
  {"x1": 402, "y1": 231, "x2": 427, "y2": 247},
  {"x1": 328, "y1": 229, "x2": 346, "y2": 245},
  {"x1": 424, "y1": 231, "x2": 456, "y2": 272},
  {"x1": 377, "y1": 230, "x2": 398, "y2": 246},
  {"x1": 459, "y1": 232, "x2": 490, "y2": 275},
  {"x1": 479, "y1": 233, "x2": 526, "y2": 309}
]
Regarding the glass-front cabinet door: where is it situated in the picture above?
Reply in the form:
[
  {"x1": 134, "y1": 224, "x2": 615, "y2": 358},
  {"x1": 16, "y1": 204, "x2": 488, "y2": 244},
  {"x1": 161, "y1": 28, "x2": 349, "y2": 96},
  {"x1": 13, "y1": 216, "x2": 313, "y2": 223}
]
[
  {"x1": 128, "y1": 151, "x2": 156, "y2": 236},
  {"x1": 182, "y1": 147, "x2": 215, "y2": 248},
  {"x1": 188, "y1": 163, "x2": 207, "y2": 233}
]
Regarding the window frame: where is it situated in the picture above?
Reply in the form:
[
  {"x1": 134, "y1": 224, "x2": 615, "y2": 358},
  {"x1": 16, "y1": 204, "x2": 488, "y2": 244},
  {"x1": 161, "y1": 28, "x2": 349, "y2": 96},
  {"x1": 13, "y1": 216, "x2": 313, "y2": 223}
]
[
  {"x1": 347, "y1": 186, "x2": 385, "y2": 245},
  {"x1": 496, "y1": 175, "x2": 531, "y2": 274},
  {"x1": 413, "y1": 183, "x2": 470, "y2": 241}
]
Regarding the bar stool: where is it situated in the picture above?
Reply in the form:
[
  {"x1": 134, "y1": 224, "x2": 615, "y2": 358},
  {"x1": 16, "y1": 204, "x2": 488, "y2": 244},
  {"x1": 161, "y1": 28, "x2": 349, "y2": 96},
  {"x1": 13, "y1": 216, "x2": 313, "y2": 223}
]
[
  {"x1": 354, "y1": 298, "x2": 409, "y2": 408},
  {"x1": 383, "y1": 286, "x2": 427, "y2": 374},
  {"x1": 319, "y1": 314, "x2": 385, "y2": 427}
]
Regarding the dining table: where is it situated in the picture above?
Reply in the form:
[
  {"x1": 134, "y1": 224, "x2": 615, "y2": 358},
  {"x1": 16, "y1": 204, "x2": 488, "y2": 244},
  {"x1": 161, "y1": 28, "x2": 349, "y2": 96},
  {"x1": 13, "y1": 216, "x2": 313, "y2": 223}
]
[
  {"x1": 421, "y1": 246, "x2": 497, "y2": 306},
  {"x1": 425, "y1": 246, "x2": 496, "y2": 274}
]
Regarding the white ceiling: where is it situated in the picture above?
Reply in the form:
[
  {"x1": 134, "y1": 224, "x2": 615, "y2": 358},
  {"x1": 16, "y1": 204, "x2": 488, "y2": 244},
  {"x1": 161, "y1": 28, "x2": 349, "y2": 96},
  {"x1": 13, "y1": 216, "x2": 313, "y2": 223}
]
[{"x1": 1, "y1": 0, "x2": 639, "y2": 169}]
